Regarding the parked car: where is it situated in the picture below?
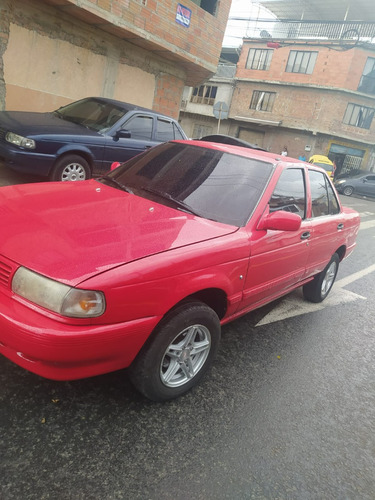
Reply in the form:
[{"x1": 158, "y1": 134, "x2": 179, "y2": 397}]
[
  {"x1": 335, "y1": 172, "x2": 375, "y2": 197},
  {"x1": 198, "y1": 134, "x2": 267, "y2": 151},
  {"x1": 0, "y1": 97, "x2": 187, "y2": 181},
  {"x1": 0, "y1": 141, "x2": 360, "y2": 401},
  {"x1": 309, "y1": 154, "x2": 335, "y2": 178}
]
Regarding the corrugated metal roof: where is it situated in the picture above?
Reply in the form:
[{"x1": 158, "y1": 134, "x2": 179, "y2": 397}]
[{"x1": 256, "y1": 0, "x2": 375, "y2": 22}]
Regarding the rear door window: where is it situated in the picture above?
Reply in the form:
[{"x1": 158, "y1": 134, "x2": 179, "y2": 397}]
[
  {"x1": 309, "y1": 170, "x2": 340, "y2": 217},
  {"x1": 155, "y1": 119, "x2": 175, "y2": 142}
]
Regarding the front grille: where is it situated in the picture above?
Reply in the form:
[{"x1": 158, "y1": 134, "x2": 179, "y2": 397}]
[{"x1": 0, "y1": 260, "x2": 14, "y2": 288}]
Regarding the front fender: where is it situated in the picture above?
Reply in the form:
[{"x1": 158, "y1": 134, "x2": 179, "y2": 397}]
[
  {"x1": 55, "y1": 144, "x2": 95, "y2": 164},
  {"x1": 80, "y1": 232, "x2": 250, "y2": 326}
]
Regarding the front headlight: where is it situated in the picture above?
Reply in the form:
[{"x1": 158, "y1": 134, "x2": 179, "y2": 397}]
[
  {"x1": 5, "y1": 132, "x2": 35, "y2": 149},
  {"x1": 12, "y1": 267, "x2": 105, "y2": 318}
]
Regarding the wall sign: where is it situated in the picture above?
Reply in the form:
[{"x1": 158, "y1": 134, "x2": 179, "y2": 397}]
[{"x1": 176, "y1": 4, "x2": 192, "y2": 28}]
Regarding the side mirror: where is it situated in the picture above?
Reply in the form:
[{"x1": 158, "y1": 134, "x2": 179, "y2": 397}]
[
  {"x1": 258, "y1": 210, "x2": 302, "y2": 232},
  {"x1": 110, "y1": 162, "x2": 121, "y2": 171},
  {"x1": 115, "y1": 129, "x2": 131, "y2": 139}
]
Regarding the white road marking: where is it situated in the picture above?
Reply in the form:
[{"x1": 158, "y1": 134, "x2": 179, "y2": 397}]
[
  {"x1": 359, "y1": 211, "x2": 375, "y2": 218},
  {"x1": 359, "y1": 220, "x2": 375, "y2": 230},
  {"x1": 255, "y1": 263, "x2": 375, "y2": 326}
]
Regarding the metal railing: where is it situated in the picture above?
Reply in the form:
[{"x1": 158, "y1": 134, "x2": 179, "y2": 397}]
[{"x1": 235, "y1": 19, "x2": 375, "y2": 45}]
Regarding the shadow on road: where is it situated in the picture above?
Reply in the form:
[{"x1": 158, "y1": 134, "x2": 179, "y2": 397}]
[{"x1": 0, "y1": 163, "x2": 46, "y2": 187}]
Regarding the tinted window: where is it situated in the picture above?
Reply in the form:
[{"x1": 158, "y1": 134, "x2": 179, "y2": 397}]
[
  {"x1": 327, "y1": 181, "x2": 340, "y2": 214},
  {"x1": 123, "y1": 115, "x2": 153, "y2": 140},
  {"x1": 309, "y1": 170, "x2": 339, "y2": 217},
  {"x1": 55, "y1": 98, "x2": 127, "y2": 132},
  {"x1": 173, "y1": 123, "x2": 185, "y2": 140},
  {"x1": 104, "y1": 143, "x2": 274, "y2": 226},
  {"x1": 313, "y1": 162, "x2": 333, "y2": 172},
  {"x1": 269, "y1": 168, "x2": 306, "y2": 219},
  {"x1": 156, "y1": 119, "x2": 174, "y2": 142}
]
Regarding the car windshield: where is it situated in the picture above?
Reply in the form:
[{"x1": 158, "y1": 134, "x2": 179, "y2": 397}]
[
  {"x1": 99, "y1": 142, "x2": 274, "y2": 226},
  {"x1": 54, "y1": 98, "x2": 127, "y2": 133},
  {"x1": 313, "y1": 162, "x2": 333, "y2": 171}
]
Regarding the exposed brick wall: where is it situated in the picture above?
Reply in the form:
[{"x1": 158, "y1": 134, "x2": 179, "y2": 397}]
[
  {"x1": 1, "y1": 0, "x2": 231, "y2": 116},
  {"x1": 231, "y1": 39, "x2": 375, "y2": 161},
  {"x1": 154, "y1": 73, "x2": 185, "y2": 119},
  {"x1": 46, "y1": 0, "x2": 231, "y2": 76},
  {"x1": 236, "y1": 40, "x2": 374, "y2": 93},
  {"x1": 231, "y1": 81, "x2": 375, "y2": 145}
]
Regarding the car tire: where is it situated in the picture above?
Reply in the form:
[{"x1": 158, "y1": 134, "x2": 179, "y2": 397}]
[
  {"x1": 303, "y1": 253, "x2": 339, "y2": 303},
  {"x1": 128, "y1": 301, "x2": 221, "y2": 402},
  {"x1": 343, "y1": 186, "x2": 354, "y2": 196},
  {"x1": 51, "y1": 154, "x2": 91, "y2": 182}
]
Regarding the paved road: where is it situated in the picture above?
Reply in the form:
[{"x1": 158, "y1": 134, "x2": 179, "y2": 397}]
[
  {"x1": 1, "y1": 171, "x2": 374, "y2": 499},
  {"x1": 0, "y1": 163, "x2": 44, "y2": 187}
]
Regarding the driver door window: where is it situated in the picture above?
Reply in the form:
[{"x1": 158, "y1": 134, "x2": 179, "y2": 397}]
[
  {"x1": 123, "y1": 115, "x2": 153, "y2": 140},
  {"x1": 269, "y1": 168, "x2": 306, "y2": 219}
]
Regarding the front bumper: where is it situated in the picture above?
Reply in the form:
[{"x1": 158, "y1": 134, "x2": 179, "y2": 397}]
[
  {"x1": 0, "y1": 291, "x2": 159, "y2": 380},
  {"x1": 0, "y1": 141, "x2": 54, "y2": 177}
]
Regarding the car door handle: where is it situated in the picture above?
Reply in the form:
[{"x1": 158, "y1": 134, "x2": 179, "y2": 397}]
[
  {"x1": 301, "y1": 231, "x2": 311, "y2": 240},
  {"x1": 337, "y1": 223, "x2": 344, "y2": 230}
]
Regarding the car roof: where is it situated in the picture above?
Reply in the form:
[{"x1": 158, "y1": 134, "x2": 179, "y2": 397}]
[
  {"x1": 82, "y1": 97, "x2": 174, "y2": 119},
  {"x1": 309, "y1": 155, "x2": 333, "y2": 165},
  {"x1": 198, "y1": 134, "x2": 266, "y2": 151},
  {"x1": 177, "y1": 139, "x2": 309, "y2": 167}
]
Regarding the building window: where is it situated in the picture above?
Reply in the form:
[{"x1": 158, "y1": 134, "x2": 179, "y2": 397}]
[
  {"x1": 358, "y1": 57, "x2": 375, "y2": 95},
  {"x1": 286, "y1": 50, "x2": 318, "y2": 74},
  {"x1": 191, "y1": 85, "x2": 217, "y2": 105},
  {"x1": 343, "y1": 103, "x2": 375, "y2": 129},
  {"x1": 250, "y1": 90, "x2": 276, "y2": 112},
  {"x1": 246, "y1": 49, "x2": 273, "y2": 71},
  {"x1": 191, "y1": 0, "x2": 217, "y2": 15}
]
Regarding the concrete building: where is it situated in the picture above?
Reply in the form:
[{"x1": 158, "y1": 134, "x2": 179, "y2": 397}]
[
  {"x1": 0, "y1": 0, "x2": 231, "y2": 118},
  {"x1": 180, "y1": 60, "x2": 236, "y2": 138}
]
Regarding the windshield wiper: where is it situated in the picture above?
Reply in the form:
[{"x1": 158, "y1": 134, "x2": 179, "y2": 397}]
[
  {"x1": 140, "y1": 186, "x2": 202, "y2": 217},
  {"x1": 98, "y1": 175, "x2": 134, "y2": 194}
]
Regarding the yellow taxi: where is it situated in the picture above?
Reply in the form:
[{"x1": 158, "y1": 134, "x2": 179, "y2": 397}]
[{"x1": 309, "y1": 155, "x2": 335, "y2": 179}]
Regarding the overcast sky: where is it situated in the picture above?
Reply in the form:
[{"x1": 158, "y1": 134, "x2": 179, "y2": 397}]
[{"x1": 223, "y1": 0, "x2": 275, "y2": 47}]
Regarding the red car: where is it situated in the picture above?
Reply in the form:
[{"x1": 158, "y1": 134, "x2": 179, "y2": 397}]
[{"x1": 0, "y1": 141, "x2": 360, "y2": 401}]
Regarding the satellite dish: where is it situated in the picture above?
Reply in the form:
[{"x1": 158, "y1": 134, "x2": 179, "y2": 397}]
[{"x1": 260, "y1": 30, "x2": 271, "y2": 38}]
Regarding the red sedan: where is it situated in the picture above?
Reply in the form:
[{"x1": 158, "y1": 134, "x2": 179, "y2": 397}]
[{"x1": 0, "y1": 141, "x2": 360, "y2": 401}]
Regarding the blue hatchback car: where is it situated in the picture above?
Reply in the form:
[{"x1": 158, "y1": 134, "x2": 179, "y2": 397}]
[{"x1": 0, "y1": 97, "x2": 187, "y2": 181}]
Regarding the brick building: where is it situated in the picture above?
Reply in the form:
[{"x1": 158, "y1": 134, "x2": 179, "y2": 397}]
[
  {"x1": 0, "y1": 0, "x2": 231, "y2": 118},
  {"x1": 231, "y1": 38, "x2": 375, "y2": 175},
  {"x1": 180, "y1": 26, "x2": 375, "y2": 174}
]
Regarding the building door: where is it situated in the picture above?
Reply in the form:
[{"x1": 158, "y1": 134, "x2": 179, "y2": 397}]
[
  {"x1": 328, "y1": 143, "x2": 366, "y2": 177},
  {"x1": 238, "y1": 127, "x2": 265, "y2": 148}
]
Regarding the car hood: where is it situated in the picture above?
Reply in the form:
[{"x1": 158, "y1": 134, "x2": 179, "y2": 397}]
[
  {"x1": 0, "y1": 180, "x2": 238, "y2": 286},
  {"x1": 0, "y1": 111, "x2": 99, "y2": 137}
]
